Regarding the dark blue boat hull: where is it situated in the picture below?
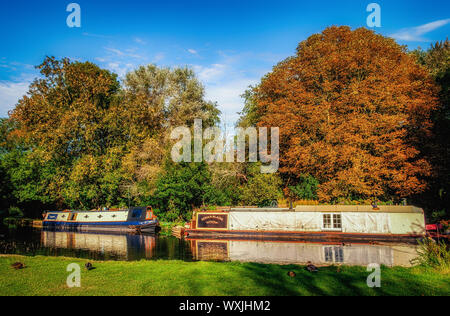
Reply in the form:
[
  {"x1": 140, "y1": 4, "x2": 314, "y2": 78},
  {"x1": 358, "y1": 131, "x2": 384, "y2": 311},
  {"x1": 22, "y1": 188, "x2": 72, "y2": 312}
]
[{"x1": 43, "y1": 220, "x2": 159, "y2": 233}]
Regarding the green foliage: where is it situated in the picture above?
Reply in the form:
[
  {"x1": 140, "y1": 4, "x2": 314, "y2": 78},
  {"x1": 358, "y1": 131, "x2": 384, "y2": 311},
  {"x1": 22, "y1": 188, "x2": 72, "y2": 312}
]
[
  {"x1": 240, "y1": 164, "x2": 283, "y2": 206},
  {"x1": 412, "y1": 238, "x2": 450, "y2": 271},
  {"x1": 2, "y1": 206, "x2": 24, "y2": 226},
  {"x1": 0, "y1": 57, "x2": 221, "y2": 216},
  {"x1": 410, "y1": 40, "x2": 450, "y2": 220},
  {"x1": 0, "y1": 157, "x2": 11, "y2": 219},
  {"x1": 7, "y1": 206, "x2": 23, "y2": 218},
  {"x1": 61, "y1": 149, "x2": 129, "y2": 209},
  {"x1": 203, "y1": 185, "x2": 235, "y2": 207},
  {"x1": 431, "y1": 210, "x2": 447, "y2": 222},
  {"x1": 289, "y1": 174, "x2": 319, "y2": 200},
  {"x1": 237, "y1": 87, "x2": 260, "y2": 128},
  {"x1": 152, "y1": 161, "x2": 213, "y2": 221}
]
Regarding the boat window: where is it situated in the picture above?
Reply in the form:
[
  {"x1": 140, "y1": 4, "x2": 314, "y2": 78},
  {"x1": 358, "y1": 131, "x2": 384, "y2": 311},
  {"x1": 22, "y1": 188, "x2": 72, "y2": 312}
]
[
  {"x1": 132, "y1": 209, "x2": 142, "y2": 218},
  {"x1": 322, "y1": 214, "x2": 342, "y2": 230},
  {"x1": 323, "y1": 214, "x2": 332, "y2": 229},
  {"x1": 333, "y1": 214, "x2": 342, "y2": 229}
]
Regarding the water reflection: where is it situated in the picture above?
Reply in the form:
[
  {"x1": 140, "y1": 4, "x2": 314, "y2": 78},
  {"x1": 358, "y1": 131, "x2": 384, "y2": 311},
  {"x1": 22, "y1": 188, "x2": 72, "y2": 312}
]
[
  {"x1": 0, "y1": 228, "x2": 192, "y2": 261},
  {"x1": 189, "y1": 239, "x2": 419, "y2": 267},
  {"x1": 0, "y1": 227, "x2": 419, "y2": 266},
  {"x1": 41, "y1": 231, "x2": 156, "y2": 260}
]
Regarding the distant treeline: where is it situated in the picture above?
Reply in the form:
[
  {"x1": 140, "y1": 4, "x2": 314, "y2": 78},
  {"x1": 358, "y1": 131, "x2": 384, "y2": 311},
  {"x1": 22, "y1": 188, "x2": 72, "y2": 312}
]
[{"x1": 0, "y1": 27, "x2": 449, "y2": 223}]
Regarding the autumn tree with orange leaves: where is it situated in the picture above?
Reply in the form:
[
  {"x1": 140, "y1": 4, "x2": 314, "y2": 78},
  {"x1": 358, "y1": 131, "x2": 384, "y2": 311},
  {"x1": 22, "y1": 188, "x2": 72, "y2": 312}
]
[{"x1": 244, "y1": 26, "x2": 440, "y2": 203}]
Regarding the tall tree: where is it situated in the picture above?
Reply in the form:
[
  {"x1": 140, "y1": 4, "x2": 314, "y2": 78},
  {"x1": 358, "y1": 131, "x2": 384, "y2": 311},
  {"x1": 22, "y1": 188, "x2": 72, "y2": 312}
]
[
  {"x1": 7, "y1": 58, "x2": 221, "y2": 211},
  {"x1": 119, "y1": 65, "x2": 221, "y2": 202},
  {"x1": 247, "y1": 26, "x2": 439, "y2": 203},
  {"x1": 411, "y1": 40, "x2": 450, "y2": 219},
  {"x1": 152, "y1": 161, "x2": 213, "y2": 221},
  {"x1": 10, "y1": 57, "x2": 122, "y2": 209}
]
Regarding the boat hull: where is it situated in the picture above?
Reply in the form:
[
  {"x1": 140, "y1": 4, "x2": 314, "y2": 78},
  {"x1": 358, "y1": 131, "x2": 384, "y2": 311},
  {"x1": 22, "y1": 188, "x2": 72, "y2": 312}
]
[
  {"x1": 43, "y1": 220, "x2": 159, "y2": 233},
  {"x1": 43, "y1": 206, "x2": 159, "y2": 234},
  {"x1": 185, "y1": 229, "x2": 423, "y2": 243}
]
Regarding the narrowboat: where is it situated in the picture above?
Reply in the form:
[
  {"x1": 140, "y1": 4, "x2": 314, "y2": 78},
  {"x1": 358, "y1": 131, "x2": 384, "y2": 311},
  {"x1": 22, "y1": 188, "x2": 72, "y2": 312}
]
[
  {"x1": 185, "y1": 205, "x2": 427, "y2": 242},
  {"x1": 43, "y1": 206, "x2": 159, "y2": 233}
]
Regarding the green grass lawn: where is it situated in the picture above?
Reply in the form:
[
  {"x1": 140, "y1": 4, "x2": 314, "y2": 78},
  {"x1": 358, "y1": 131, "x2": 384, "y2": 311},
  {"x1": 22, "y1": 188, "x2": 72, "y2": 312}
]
[{"x1": 0, "y1": 255, "x2": 448, "y2": 296}]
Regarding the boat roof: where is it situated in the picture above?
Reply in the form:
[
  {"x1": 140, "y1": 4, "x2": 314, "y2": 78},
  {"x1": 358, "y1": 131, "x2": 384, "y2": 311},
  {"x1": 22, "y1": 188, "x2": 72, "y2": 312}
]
[
  {"x1": 47, "y1": 207, "x2": 147, "y2": 213},
  {"x1": 230, "y1": 205, "x2": 423, "y2": 214}
]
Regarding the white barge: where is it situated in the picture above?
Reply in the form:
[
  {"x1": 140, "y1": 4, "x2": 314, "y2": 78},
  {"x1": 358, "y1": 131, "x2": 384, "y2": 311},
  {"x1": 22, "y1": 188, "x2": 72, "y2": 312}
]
[
  {"x1": 186, "y1": 205, "x2": 426, "y2": 242},
  {"x1": 43, "y1": 206, "x2": 159, "y2": 233}
]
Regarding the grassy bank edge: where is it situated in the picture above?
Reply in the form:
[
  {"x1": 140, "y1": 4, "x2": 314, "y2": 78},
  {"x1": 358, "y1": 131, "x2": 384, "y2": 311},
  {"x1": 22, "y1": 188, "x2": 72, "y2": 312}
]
[{"x1": 0, "y1": 254, "x2": 449, "y2": 296}]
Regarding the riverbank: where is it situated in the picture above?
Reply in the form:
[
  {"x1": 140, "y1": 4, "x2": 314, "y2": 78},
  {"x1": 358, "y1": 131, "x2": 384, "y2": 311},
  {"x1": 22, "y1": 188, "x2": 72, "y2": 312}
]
[{"x1": 0, "y1": 255, "x2": 448, "y2": 296}]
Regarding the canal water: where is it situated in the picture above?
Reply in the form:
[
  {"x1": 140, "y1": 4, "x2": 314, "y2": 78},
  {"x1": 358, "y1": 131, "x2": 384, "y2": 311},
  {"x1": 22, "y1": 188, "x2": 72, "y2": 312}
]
[{"x1": 0, "y1": 226, "x2": 420, "y2": 267}]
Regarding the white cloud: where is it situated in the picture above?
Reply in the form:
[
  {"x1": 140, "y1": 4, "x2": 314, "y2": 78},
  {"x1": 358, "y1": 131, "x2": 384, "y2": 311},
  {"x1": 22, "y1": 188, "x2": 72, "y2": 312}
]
[
  {"x1": 194, "y1": 63, "x2": 227, "y2": 82},
  {"x1": 107, "y1": 62, "x2": 136, "y2": 78},
  {"x1": 105, "y1": 47, "x2": 125, "y2": 56},
  {"x1": 82, "y1": 32, "x2": 112, "y2": 39},
  {"x1": 187, "y1": 49, "x2": 198, "y2": 55},
  {"x1": 152, "y1": 53, "x2": 165, "y2": 63},
  {"x1": 390, "y1": 19, "x2": 450, "y2": 42},
  {"x1": 134, "y1": 37, "x2": 146, "y2": 45},
  {"x1": 103, "y1": 47, "x2": 143, "y2": 59},
  {"x1": 97, "y1": 46, "x2": 153, "y2": 78},
  {"x1": 205, "y1": 78, "x2": 257, "y2": 123},
  {"x1": 192, "y1": 53, "x2": 266, "y2": 126},
  {"x1": 0, "y1": 80, "x2": 30, "y2": 117}
]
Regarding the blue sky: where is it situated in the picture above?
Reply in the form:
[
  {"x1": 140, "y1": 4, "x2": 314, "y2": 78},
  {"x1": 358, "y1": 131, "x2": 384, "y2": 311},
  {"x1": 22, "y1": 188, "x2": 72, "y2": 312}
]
[{"x1": 0, "y1": 0, "x2": 449, "y2": 124}]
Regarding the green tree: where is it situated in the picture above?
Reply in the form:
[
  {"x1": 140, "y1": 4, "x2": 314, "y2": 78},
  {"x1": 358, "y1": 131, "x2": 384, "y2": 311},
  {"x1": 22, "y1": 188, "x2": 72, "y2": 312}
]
[
  {"x1": 118, "y1": 65, "x2": 221, "y2": 202},
  {"x1": 289, "y1": 174, "x2": 319, "y2": 200},
  {"x1": 240, "y1": 164, "x2": 283, "y2": 207},
  {"x1": 411, "y1": 40, "x2": 450, "y2": 220},
  {"x1": 7, "y1": 58, "x2": 221, "y2": 212},
  {"x1": 152, "y1": 161, "x2": 213, "y2": 221},
  {"x1": 9, "y1": 57, "x2": 122, "y2": 209}
]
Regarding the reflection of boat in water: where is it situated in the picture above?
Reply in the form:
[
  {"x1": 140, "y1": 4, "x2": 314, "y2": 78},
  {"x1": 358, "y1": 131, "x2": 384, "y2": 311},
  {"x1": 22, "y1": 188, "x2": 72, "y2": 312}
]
[
  {"x1": 38, "y1": 231, "x2": 418, "y2": 266},
  {"x1": 188, "y1": 239, "x2": 419, "y2": 267},
  {"x1": 41, "y1": 230, "x2": 157, "y2": 260},
  {"x1": 43, "y1": 206, "x2": 159, "y2": 233}
]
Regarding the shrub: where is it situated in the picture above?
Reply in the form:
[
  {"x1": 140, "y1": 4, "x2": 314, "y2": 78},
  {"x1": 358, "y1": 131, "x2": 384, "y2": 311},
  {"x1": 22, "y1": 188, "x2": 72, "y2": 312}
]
[
  {"x1": 411, "y1": 237, "x2": 450, "y2": 271},
  {"x1": 289, "y1": 174, "x2": 319, "y2": 200}
]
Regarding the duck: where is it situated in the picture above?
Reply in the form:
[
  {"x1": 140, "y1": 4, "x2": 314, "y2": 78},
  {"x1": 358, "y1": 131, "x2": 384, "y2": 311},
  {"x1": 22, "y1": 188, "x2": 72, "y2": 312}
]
[
  {"x1": 85, "y1": 262, "x2": 94, "y2": 271},
  {"x1": 287, "y1": 271, "x2": 296, "y2": 278},
  {"x1": 11, "y1": 262, "x2": 25, "y2": 270},
  {"x1": 306, "y1": 261, "x2": 319, "y2": 273}
]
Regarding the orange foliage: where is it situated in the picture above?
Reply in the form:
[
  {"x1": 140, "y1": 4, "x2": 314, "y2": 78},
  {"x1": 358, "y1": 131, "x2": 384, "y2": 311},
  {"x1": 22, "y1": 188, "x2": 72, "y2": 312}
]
[{"x1": 253, "y1": 27, "x2": 439, "y2": 202}]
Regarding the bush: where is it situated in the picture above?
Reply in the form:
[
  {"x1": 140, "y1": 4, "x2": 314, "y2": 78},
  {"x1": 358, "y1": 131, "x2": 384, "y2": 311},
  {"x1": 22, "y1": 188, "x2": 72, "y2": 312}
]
[
  {"x1": 152, "y1": 161, "x2": 211, "y2": 221},
  {"x1": 8, "y1": 206, "x2": 23, "y2": 218},
  {"x1": 412, "y1": 238, "x2": 450, "y2": 271},
  {"x1": 289, "y1": 174, "x2": 319, "y2": 200},
  {"x1": 240, "y1": 173, "x2": 283, "y2": 206}
]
